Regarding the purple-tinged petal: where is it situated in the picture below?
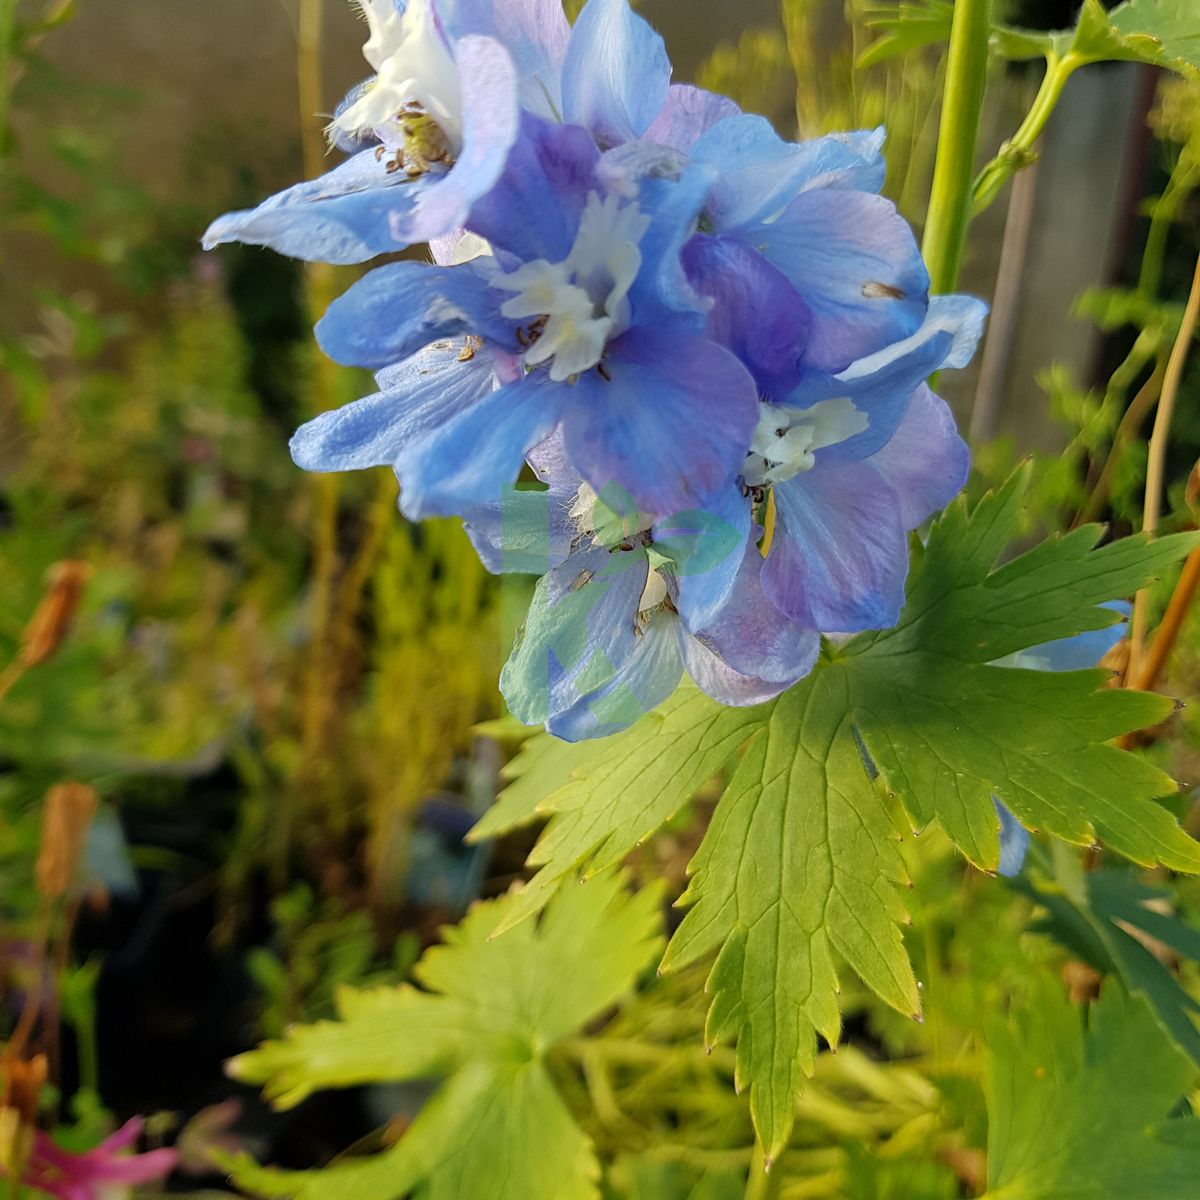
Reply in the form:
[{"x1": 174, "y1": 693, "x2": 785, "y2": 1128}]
[
  {"x1": 627, "y1": 163, "x2": 717, "y2": 326},
  {"x1": 467, "y1": 114, "x2": 599, "y2": 262},
  {"x1": 447, "y1": 0, "x2": 570, "y2": 119},
  {"x1": 756, "y1": 189, "x2": 929, "y2": 372},
  {"x1": 202, "y1": 151, "x2": 422, "y2": 265},
  {"x1": 691, "y1": 118, "x2": 887, "y2": 232},
  {"x1": 548, "y1": 612, "x2": 684, "y2": 741},
  {"x1": 390, "y1": 35, "x2": 520, "y2": 245},
  {"x1": 865, "y1": 383, "x2": 969, "y2": 529},
  {"x1": 680, "y1": 633, "x2": 800, "y2": 707},
  {"x1": 501, "y1": 542, "x2": 648, "y2": 729},
  {"x1": 995, "y1": 801, "x2": 1030, "y2": 877},
  {"x1": 643, "y1": 84, "x2": 741, "y2": 152},
  {"x1": 682, "y1": 233, "x2": 812, "y2": 395},
  {"x1": 661, "y1": 484, "x2": 752, "y2": 632},
  {"x1": 462, "y1": 485, "x2": 578, "y2": 574},
  {"x1": 315, "y1": 261, "x2": 514, "y2": 369},
  {"x1": 562, "y1": 0, "x2": 671, "y2": 146},
  {"x1": 765, "y1": 458, "x2": 908, "y2": 631},
  {"x1": 396, "y1": 368, "x2": 567, "y2": 516},
  {"x1": 596, "y1": 141, "x2": 688, "y2": 199},
  {"x1": 561, "y1": 328, "x2": 758, "y2": 514},
  {"x1": 290, "y1": 338, "x2": 496, "y2": 473},
  {"x1": 687, "y1": 539, "x2": 820, "y2": 685}
]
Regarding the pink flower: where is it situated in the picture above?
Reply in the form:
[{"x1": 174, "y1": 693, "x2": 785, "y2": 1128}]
[{"x1": 21, "y1": 1118, "x2": 176, "y2": 1200}]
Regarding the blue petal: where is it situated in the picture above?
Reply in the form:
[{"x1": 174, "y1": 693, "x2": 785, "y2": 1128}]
[
  {"x1": 756, "y1": 189, "x2": 929, "y2": 372},
  {"x1": 562, "y1": 0, "x2": 671, "y2": 146},
  {"x1": 560, "y1": 328, "x2": 758, "y2": 514},
  {"x1": 202, "y1": 35, "x2": 519, "y2": 264},
  {"x1": 788, "y1": 294, "x2": 987, "y2": 461},
  {"x1": 392, "y1": 34, "x2": 521, "y2": 245},
  {"x1": 315, "y1": 261, "x2": 514, "y2": 369},
  {"x1": 290, "y1": 338, "x2": 497, "y2": 473},
  {"x1": 462, "y1": 485, "x2": 578, "y2": 574},
  {"x1": 661, "y1": 484, "x2": 752, "y2": 632},
  {"x1": 203, "y1": 151, "x2": 424, "y2": 265},
  {"x1": 765, "y1": 458, "x2": 908, "y2": 632},
  {"x1": 396, "y1": 368, "x2": 567, "y2": 516},
  {"x1": 627, "y1": 163, "x2": 717, "y2": 326},
  {"x1": 549, "y1": 613, "x2": 683, "y2": 740},
  {"x1": 467, "y1": 113, "x2": 599, "y2": 262},
  {"x1": 643, "y1": 84, "x2": 741, "y2": 152},
  {"x1": 865, "y1": 383, "x2": 970, "y2": 529},
  {"x1": 682, "y1": 233, "x2": 812, "y2": 395},
  {"x1": 446, "y1": 0, "x2": 570, "y2": 120},
  {"x1": 500, "y1": 542, "x2": 648, "y2": 728},
  {"x1": 685, "y1": 540, "x2": 820, "y2": 689},
  {"x1": 691, "y1": 118, "x2": 887, "y2": 232},
  {"x1": 995, "y1": 800, "x2": 1031, "y2": 877},
  {"x1": 1014, "y1": 601, "x2": 1132, "y2": 672}
]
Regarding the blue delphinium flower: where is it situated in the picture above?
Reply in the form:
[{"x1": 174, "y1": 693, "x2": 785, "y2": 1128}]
[
  {"x1": 462, "y1": 437, "x2": 818, "y2": 741},
  {"x1": 202, "y1": 0, "x2": 730, "y2": 265},
  {"x1": 291, "y1": 119, "x2": 761, "y2": 517},
  {"x1": 990, "y1": 602, "x2": 1131, "y2": 875}
]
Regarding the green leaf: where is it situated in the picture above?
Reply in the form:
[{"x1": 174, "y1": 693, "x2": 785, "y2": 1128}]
[
  {"x1": 1017, "y1": 845, "x2": 1200, "y2": 1068},
  {"x1": 661, "y1": 673, "x2": 918, "y2": 1162},
  {"x1": 858, "y1": 0, "x2": 1200, "y2": 71},
  {"x1": 984, "y1": 981, "x2": 1200, "y2": 1198},
  {"x1": 1071, "y1": 0, "x2": 1200, "y2": 73},
  {"x1": 479, "y1": 471, "x2": 1200, "y2": 1156},
  {"x1": 229, "y1": 872, "x2": 663, "y2": 1200}
]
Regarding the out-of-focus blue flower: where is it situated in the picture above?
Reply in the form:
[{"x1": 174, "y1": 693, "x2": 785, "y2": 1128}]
[
  {"x1": 291, "y1": 121, "x2": 760, "y2": 516},
  {"x1": 991, "y1": 601, "x2": 1131, "y2": 876},
  {"x1": 468, "y1": 437, "x2": 817, "y2": 740}
]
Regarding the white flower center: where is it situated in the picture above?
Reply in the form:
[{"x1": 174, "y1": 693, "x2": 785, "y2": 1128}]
[
  {"x1": 492, "y1": 193, "x2": 651, "y2": 383},
  {"x1": 742, "y1": 397, "x2": 869, "y2": 486},
  {"x1": 333, "y1": 0, "x2": 462, "y2": 153}
]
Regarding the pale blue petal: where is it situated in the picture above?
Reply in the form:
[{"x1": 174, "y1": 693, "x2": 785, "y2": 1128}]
[
  {"x1": 315, "y1": 261, "x2": 513, "y2": 369},
  {"x1": 765, "y1": 459, "x2": 908, "y2": 631},
  {"x1": 756, "y1": 189, "x2": 929, "y2": 372},
  {"x1": 290, "y1": 338, "x2": 496, "y2": 472},
  {"x1": 691, "y1": 118, "x2": 887, "y2": 232},
  {"x1": 548, "y1": 612, "x2": 684, "y2": 741},
  {"x1": 500, "y1": 543, "x2": 648, "y2": 728},
  {"x1": 562, "y1": 0, "x2": 671, "y2": 145},
  {"x1": 561, "y1": 328, "x2": 758, "y2": 514},
  {"x1": 995, "y1": 800, "x2": 1031, "y2": 877},
  {"x1": 391, "y1": 35, "x2": 521, "y2": 245},
  {"x1": 686, "y1": 540, "x2": 820, "y2": 686},
  {"x1": 661, "y1": 484, "x2": 752, "y2": 632},
  {"x1": 865, "y1": 384, "x2": 970, "y2": 529},
  {"x1": 396, "y1": 369, "x2": 567, "y2": 516},
  {"x1": 643, "y1": 84, "x2": 740, "y2": 152},
  {"x1": 446, "y1": 0, "x2": 569, "y2": 119}
]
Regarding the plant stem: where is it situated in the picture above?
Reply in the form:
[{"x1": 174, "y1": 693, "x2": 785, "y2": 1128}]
[
  {"x1": 921, "y1": 0, "x2": 994, "y2": 293},
  {"x1": 971, "y1": 51, "x2": 1079, "y2": 217},
  {"x1": 1072, "y1": 360, "x2": 1164, "y2": 528},
  {"x1": 1128, "y1": 251, "x2": 1200, "y2": 682},
  {"x1": 1134, "y1": 545, "x2": 1200, "y2": 693},
  {"x1": 745, "y1": 1139, "x2": 782, "y2": 1200}
]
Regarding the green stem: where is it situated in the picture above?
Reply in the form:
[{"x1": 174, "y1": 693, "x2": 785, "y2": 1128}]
[
  {"x1": 744, "y1": 1140, "x2": 782, "y2": 1200},
  {"x1": 971, "y1": 52, "x2": 1081, "y2": 217},
  {"x1": 921, "y1": 0, "x2": 994, "y2": 294}
]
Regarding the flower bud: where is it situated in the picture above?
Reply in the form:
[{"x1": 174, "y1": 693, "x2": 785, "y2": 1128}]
[
  {"x1": 20, "y1": 561, "x2": 91, "y2": 668},
  {"x1": 35, "y1": 783, "x2": 98, "y2": 900}
]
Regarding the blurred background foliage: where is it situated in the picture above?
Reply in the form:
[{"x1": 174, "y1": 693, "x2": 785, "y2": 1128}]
[{"x1": 0, "y1": 0, "x2": 1199, "y2": 1197}]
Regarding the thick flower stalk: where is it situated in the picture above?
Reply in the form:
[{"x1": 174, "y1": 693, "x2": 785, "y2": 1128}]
[{"x1": 204, "y1": 0, "x2": 989, "y2": 739}]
